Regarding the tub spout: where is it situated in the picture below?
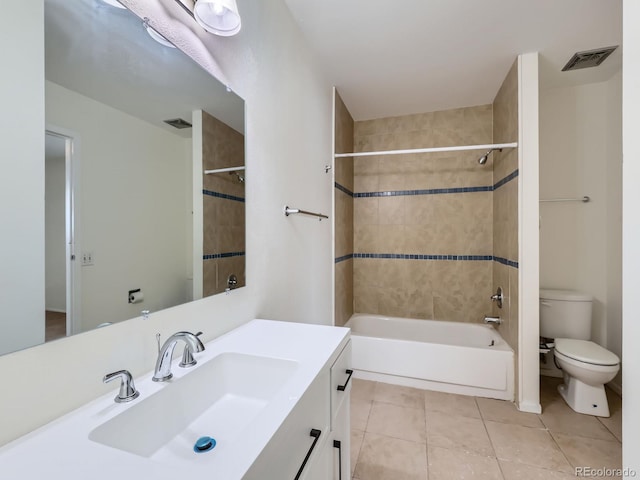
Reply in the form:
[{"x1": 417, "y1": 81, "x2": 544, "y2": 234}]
[{"x1": 484, "y1": 316, "x2": 502, "y2": 325}]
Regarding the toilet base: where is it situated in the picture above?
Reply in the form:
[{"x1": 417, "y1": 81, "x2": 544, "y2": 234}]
[{"x1": 558, "y1": 375, "x2": 610, "y2": 417}]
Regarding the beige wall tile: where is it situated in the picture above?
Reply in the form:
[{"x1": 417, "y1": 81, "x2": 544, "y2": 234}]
[
  {"x1": 354, "y1": 225, "x2": 379, "y2": 253},
  {"x1": 350, "y1": 104, "x2": 498, "y2": 323},
  {"x1": 378, "y1": 197, "x2": 405, "y2": 225},
  {"x1": 335, "y1": 259, "x2": 353, "y2": 327},
  {"x1": 353, "y1": 258, "x2": 381, "y2": 287},
  {"x1": 353, "y1": 197, "x2": 379, "y2": 225},
  {"x1": 203, "y1": 260, "x2": 217, "y2": 298},
  {"x1": 354, "y1": 281, "x2": 380, "y2": 314}
]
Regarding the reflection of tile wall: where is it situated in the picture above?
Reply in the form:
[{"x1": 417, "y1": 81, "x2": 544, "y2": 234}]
[
  {"x1": 335, "y1": 91, "x2": 354, "y2": 327},
  {"x1": 491, "y1": 60, "x2": 519, "y2": 360},
  {"x1": 201, "y1": 110, "x2": 246, "y2": 297},
  {"x1": 353, "y1": 105, "x2": 495, "y2": 323}
]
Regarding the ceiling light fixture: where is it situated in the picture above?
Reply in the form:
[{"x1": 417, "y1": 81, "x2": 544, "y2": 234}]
[
  {"x1": 143, "y1": 18, "x2": 176, "y2": 48},
  {"x1": 193, "y1": 0, "x2": 242, "y2": 37}
]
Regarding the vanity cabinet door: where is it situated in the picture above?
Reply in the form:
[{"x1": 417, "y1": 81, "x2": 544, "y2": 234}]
[
  {"x1": 330, "y1": 340, "x2": 352, "y2": 428},
  {"x1": 330, "y1": 388, "x2": 351, "y2": 480},
  {"x1": 243, "y1": 370, "x2": 330, "y2": 480}
]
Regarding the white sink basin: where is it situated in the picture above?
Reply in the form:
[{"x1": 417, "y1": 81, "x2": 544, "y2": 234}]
[{"x1": 89, "y1": 352, "x2": 298, "y2": 464}]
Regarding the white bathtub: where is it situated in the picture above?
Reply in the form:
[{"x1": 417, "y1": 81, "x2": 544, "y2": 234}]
[{"x1": 345, "y1": 314, "x2": 514, "y2": 400}]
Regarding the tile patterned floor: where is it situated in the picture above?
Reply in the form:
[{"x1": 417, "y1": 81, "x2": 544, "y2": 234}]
[{"x1": 350, "y1": 376, "x2": 622, "y2": 479}]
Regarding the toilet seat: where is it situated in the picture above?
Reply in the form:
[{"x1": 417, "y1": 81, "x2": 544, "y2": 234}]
[{"x1": 554, "y1": 338, "x2": 619, "y2": 366}]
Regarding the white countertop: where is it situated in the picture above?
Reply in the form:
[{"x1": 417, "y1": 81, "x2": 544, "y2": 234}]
[{"x1": 0, "y1": 319, "x2": 350, "y2": 479}]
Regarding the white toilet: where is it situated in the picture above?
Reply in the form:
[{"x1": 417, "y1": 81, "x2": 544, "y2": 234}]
[{"x1": 540, "y1": 289, "x2": 620, "y2": 417}]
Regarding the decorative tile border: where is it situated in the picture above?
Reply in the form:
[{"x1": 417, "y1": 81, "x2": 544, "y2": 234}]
[
  {"x1": 335, "y1": 253, "x2": 519, "y2": 268},
  {"x1": 493, "y1": 169, "x2": 519, "y2": 190},
  {"x1": 335, "y1": 253, "x2": 354, "y2": 264},
  {"x1": 349, "y1": 169, "x2": 519, "y2": 198},
  {"x1": 203, "y1": 251, "x2": 245, "y2": 260},
  {"x1": 203, "y1": 189, "x2": 245, "y2": 203},
  {"x1": 354, "y1": 186, "x2": 491, "y2": 198},
  {"x1": 493, "y1": 256, "x2": 519, "y2": 268},
  {"x1": 353, "y1": 253, "x2": 493, "y2": 260},
  {"x1": 335, "y1": 182, "x2": 354, "y2": 197}
]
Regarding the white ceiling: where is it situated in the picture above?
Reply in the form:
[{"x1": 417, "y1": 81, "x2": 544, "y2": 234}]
[
  {"x1": 46, "y1": 0, "x2": 244, "y2": 137},
  {"x1": 284, "y1": 0, "x2": 622, "y2": 120}
]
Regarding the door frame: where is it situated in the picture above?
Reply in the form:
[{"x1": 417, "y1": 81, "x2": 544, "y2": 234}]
[{"x1": 46, "y1": 125, "x2": 81, "y2": 336}]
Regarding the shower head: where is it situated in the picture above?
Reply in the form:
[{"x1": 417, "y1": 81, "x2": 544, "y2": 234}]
[{"x1": 477, "y1": 148, "x2": 503, "y2": 165}]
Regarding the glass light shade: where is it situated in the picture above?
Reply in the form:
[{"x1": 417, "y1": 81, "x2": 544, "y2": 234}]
[
  {"x1": 144, "y1": 24, "x2": 176, "y2": 48},
  {"x1": 194, "y1": 0, "x2": 242, "y2": 37},
  {"x1": 101, "y1": 0, "x2": 126, "y2": 8}
]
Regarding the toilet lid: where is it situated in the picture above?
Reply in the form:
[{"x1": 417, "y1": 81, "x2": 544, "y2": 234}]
[{"x1": 555, "y1": 338, "x2": 619, "y2": 366}]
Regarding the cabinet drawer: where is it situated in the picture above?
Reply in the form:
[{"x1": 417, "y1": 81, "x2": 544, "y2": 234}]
[
  {"x1": 330, "y1": 340, "x2": 352, "y2": 423},
  {"x1": 243, "y1": 369, "x2": 330, "y2": 480}
]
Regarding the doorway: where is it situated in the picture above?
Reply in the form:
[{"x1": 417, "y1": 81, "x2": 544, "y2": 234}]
[{"x1": 45, "y1": 129, "x2": 78, "y2": 340}]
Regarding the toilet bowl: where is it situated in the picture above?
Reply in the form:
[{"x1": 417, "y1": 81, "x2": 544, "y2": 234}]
[{"x1": 553, "y1": 338, "x2": 620, "y2": 417}]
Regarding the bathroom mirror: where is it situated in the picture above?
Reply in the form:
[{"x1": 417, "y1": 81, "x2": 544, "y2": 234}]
[{"x1": 0, "y1": 0, "x2": 245, "y2": 356}]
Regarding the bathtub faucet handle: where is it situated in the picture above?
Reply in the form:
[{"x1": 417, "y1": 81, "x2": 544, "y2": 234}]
[
  {"x1": 484, "y1": 316, "x2": 502, "y2": 325},
  {"x1": 490, "y1": 287, "x2": 503, "y2": 309}
]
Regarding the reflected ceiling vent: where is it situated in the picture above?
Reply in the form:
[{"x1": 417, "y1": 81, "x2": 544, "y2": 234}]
[
  {"x1": 163, "y1": 118, "x2": 192, "y2": 129},
  {"x1": 562, "y1": 46, "x2": 618, "y2": 71}
]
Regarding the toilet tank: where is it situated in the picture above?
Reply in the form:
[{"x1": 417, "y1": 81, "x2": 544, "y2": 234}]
[{"x1": 540, "y1": 289, "x2": 593, "y2": 340}]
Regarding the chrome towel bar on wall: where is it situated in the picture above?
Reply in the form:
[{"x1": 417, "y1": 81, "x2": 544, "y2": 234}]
[
  {"x1": 284, "y1": 205, "x2": 329, "y2": 221},
  {"x1": 540, "y1": 196, "x2": 590, "y2": 203}
]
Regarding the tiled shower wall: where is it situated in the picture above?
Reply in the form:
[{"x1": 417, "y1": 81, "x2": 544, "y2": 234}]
[
  {"x1": 334, "y1": 92, "x2": 354, "y2": 327},
  {"x1": 202, "y1": 110, "x2": 246, "y2": 297},
  {"x1": 351, "y1": 105, "x2": 496, "y2": 322},
  {"x1": 491, "y1": 60, "x2": 520, "y2": 356},
  {"x1": 334, "y1": 62, "x2": 520, "y2": 332}
]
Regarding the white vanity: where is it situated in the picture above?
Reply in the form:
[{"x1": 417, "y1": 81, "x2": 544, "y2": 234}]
[{"x1": 0, "y1": 320, "x2": 352, "y2": 479}]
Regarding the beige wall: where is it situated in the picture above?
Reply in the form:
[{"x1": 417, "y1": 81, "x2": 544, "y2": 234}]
[
  {"x1": 334, "y1": 91, "x2": 354, "y2": 326},
  {"x1": 492, "y1": 61, "x2": 519, "y2": 356},
  {"x1": 352, "y1": 105, "x2": 495, "y2": 322},
  {"x1": 46, "y1": 80, "x2": 192, "y2": 331},
  {"x1": 201, "y1": 111, "x2": 246, "y2": 297}
]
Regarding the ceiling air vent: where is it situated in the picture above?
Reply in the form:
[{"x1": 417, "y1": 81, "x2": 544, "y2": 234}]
[
  {"x1": 163, "y1": 118, "x2": 192, "y2": 129},
  {"x1": 562, "y1": 46, "x2": 618, "y2": 72}
]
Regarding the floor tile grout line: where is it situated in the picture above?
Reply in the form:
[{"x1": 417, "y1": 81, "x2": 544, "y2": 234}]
[
  {"x1": 353, "y1": 381, "x2": 378, "y2": 478},
  {"x1": 424, "y1": 391, "x2": 430, "y2": 480},
  {"x1": 477, "y1": 397, "x2": 507, "y2": 480},
  {"x1": 547, "y1": 429, "x2": 578, "y2": 472}
]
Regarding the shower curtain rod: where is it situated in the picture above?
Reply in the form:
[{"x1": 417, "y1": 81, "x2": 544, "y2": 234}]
[
  {"x1": 204, "y1": 166, "x2": 245, "y2": 175},
  {"x1": 334, "y1": 142, "x2": 518, "y2": 158}
]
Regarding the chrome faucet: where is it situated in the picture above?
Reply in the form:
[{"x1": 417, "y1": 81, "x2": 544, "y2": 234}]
[
  {"x1": 152, "y1": 331, "x2": 205, "y2": 382},
  {"x1": 103, "y1": 370, "x2": 140, "y2": 403},
  {"x1": 484, "y1": 316, "x2": 502, "y2": 325}
]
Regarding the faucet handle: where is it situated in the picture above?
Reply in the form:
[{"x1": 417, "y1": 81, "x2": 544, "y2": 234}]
[
  {"x1": 103, "y1": 370, "x2": 140, "y2": 403},
  {"x1": 179, "y1": 331, "x2": 203, "y2": 368}
]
